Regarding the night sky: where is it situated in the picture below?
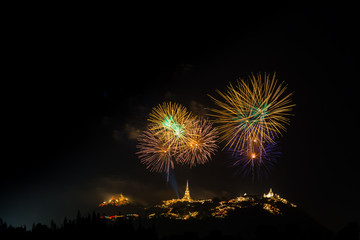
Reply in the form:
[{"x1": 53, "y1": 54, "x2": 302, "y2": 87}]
[{"x1": 2, "y1": 3, "x2": 359, "y2": 233}]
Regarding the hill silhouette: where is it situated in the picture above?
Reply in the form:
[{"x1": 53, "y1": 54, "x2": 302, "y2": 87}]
[
  {"x1": 1, "y1": 203, "x2": 359, "y2": 239},
  {"x1": 137, "y1": 196, "x2": 334, "y2": 239},
  {"x1": 1, "y1": 190, "x2": 358, "y2": 239},
  {"x1": 84, "y1": 191, "x2": 357, "y2": 239}
]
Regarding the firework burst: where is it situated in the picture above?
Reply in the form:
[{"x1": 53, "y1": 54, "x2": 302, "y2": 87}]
[
  {"x1": 148, "y1": 102, "x2": 193, "y2": 151},
  {"x1": 178, "y1": 117, "x2": 219, "y2": 167},
  {"x1": 209, "y1": 72, "x2": 294, "y2": 179},
  {"x1": 137, "y1": 102, "x2": 219, "y2": 180},
  {"x1": 137, "y1": 102, "x2": 194, "y2": 180},
  {"x1": 136, "y1": 128, "x2": 175, "y2": 173},
  {"x1": 209, "y1": 72, "x2": 294, "y2": 153}
]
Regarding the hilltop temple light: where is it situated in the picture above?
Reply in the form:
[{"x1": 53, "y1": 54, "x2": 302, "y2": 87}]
[
  {"x1": 98, "y1": 194, "x2": 130, "y2": 207},
  {"x1": 263, "y1": 188, "x2": 296, "y2": 207},
  {"x1": 263, "y1": 188, "x2": 274, "y2": 198}
]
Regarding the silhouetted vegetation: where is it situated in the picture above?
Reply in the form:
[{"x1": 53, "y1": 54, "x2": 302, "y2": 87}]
[{"x1": 0, "y1": 211, "x2": 358, "y2": 239}]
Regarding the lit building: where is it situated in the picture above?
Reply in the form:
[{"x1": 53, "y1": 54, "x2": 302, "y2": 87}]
[
  {"x1": 263, "y1": 188, "x2": 296, "y2": 206},
  {"x1": 99, "y1": 194, "x2": 130, "y2": 207},
  {"x1": 263, "y1": 188, "x2": 274, "y2": 198},
  {"x1": 182, "y1": 180, "x2": 192, "y2": 202},
  {"x1": 162, "y1": 180, "x2": 192, "y2": 205},
  {"x1": 236, "y1": 193, "x2": 255, "y2": 202},
  {"x1": 159, "y1": 180, "x2": 212, "y2": 208}
]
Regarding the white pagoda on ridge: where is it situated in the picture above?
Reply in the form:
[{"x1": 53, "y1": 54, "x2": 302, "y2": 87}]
[{"x1": 263, "y1": 188, "x2": 275, "y2": 198}]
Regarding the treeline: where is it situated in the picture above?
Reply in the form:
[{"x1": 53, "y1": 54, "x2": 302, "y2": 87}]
[
  {"x1": 0, "y1": 211, "x2": 157, "y2": 239},
  {"x1": 0, "y1": 212, "x2": 358, "y2": 240}
]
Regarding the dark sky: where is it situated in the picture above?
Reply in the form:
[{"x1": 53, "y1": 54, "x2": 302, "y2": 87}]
[{"x1": 2, "y1": 3, "x2": 359, "y2": 232}]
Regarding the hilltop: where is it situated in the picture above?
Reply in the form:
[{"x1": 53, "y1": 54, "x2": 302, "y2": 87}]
[{"x1": 95, "y1": 183, "x2": 333, "y2": 239}]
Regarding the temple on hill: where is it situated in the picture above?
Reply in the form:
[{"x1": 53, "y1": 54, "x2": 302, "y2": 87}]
[
  {"x1": 263, "y1": 188, "x2": 275, "y2": 198},
  {"x1": 99, "y1": 194, "x2": 130, "y2": 207},
  {"x1": 161, "y1": 180, "x2": 212, "y2": 206},
  {"x1": 162, "y1": 180, "x2": 192, "y2": 205},
  {"x1": 263, "y1": 188, "x2": 297, "y2": 207}
]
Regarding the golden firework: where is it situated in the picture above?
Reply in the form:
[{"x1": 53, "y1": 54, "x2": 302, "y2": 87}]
[
  {"x1": 148, "y1": 102, "x2": 194, "y2": 151},
  {"x1": 137, "y1": 102, "x2": 219, "y2": 179},
  {"x1": 208, "y1": 73, "x2": 294, "y2": 153},
  {"x1": 178, "y1": 117, "x2": 219, "y2": 167},
  {"x1": 136, "y1": 128, "x2": 175, "y2": 173}
]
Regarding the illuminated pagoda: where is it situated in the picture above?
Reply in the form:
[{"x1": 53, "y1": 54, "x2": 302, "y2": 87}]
[
  {"x1": 182, "y1": 180, "x2": 192, "y2": 202},
  {"x1": 161, "y1": 180, "x2": 200, "y2": 206}
]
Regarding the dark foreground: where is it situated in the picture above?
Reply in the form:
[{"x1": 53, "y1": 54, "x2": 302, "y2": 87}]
[{"x1": 1, "y1": 213, "x2": 358, "y2": 240}]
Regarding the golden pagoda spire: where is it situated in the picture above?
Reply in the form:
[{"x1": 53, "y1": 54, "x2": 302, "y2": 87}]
[{"x1": 182, "y1": 180, "x2": 191, "y2": 201}]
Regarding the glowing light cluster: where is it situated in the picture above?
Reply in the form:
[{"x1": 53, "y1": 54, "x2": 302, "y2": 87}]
[
  {"x1": 98, "y1": 194, "x2": 130, "y2": 207},
  {"x1": 149, "y1": 187, "x2": 297, "y2": 220},
  {"x1": 100, "y1": 214, "x2": 139, "y2": 220}
]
